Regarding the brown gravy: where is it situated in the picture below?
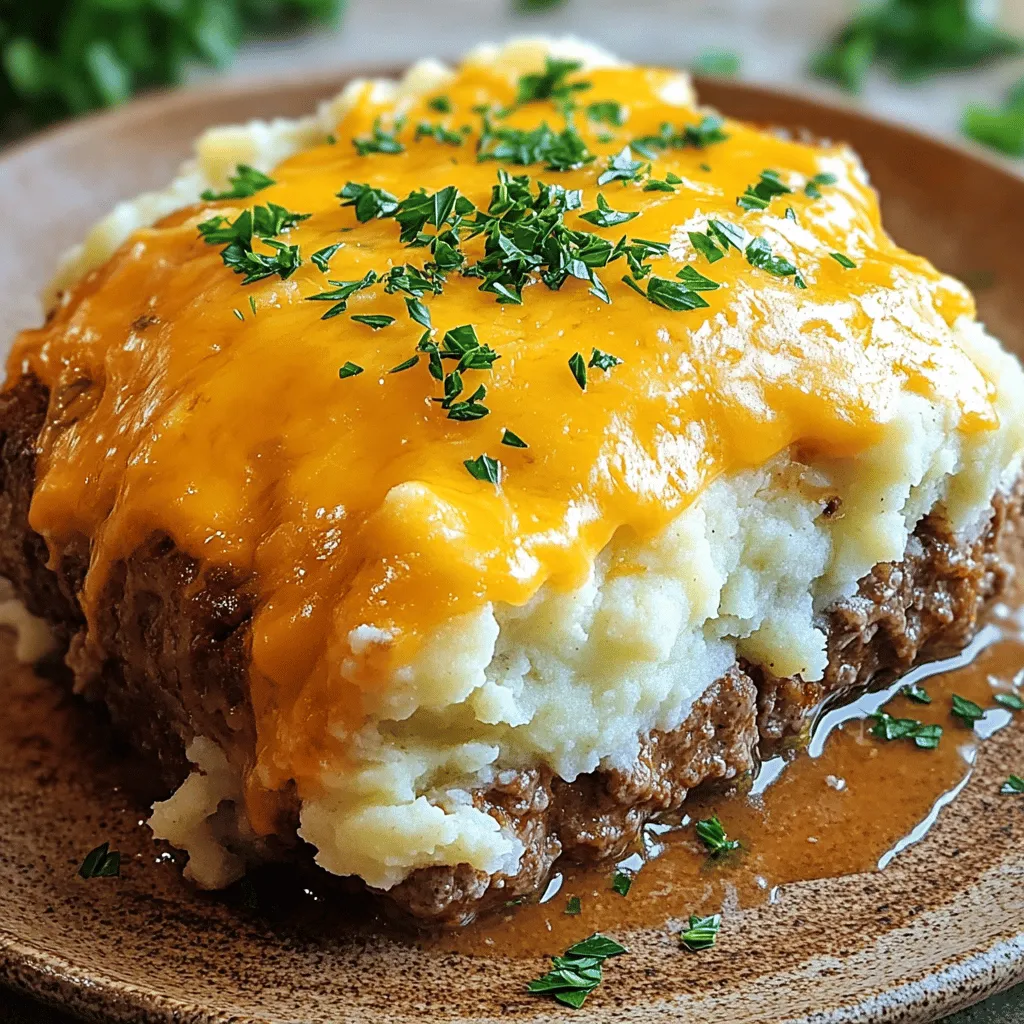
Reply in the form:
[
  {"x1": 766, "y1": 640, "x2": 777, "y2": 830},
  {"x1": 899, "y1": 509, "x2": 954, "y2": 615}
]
[
  {"x1": 1, "y1": 605, "x2": 1022, "y2": 960},
  {"x1": 434, "y1": 608, "x2": 1024, "y2": 957}
]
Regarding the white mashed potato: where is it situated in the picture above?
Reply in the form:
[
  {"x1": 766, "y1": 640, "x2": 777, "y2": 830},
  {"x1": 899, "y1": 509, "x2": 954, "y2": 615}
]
[{"x1": 54, "y1": 39, "x2": 1024, "y2": 891}]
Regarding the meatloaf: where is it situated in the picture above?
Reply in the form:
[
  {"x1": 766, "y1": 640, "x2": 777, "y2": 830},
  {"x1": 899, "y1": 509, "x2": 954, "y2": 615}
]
[
  {"x1": 5, "y1": 38, "x2": 1024, "y2": 925},
  {"x1": 2, "y1": 369, "x2": 1021, "y2": 922}
]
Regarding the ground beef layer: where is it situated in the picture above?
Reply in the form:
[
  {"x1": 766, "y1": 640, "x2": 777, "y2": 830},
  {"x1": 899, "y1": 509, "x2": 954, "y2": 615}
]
[{"x1": 1, "y1": 372, "x2": 1021, "y2": 924}]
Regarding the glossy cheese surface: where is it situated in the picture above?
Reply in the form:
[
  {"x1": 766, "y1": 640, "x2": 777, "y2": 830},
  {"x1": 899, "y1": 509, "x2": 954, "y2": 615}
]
[{"x1": 10, "y1": 57, "x2": 994, "y2": 802}]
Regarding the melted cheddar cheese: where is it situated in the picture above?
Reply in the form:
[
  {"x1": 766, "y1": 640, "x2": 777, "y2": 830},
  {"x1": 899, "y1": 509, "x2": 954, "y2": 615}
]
[{"x1": 10, "y1": 52, "x2": 997, "y2": 819}]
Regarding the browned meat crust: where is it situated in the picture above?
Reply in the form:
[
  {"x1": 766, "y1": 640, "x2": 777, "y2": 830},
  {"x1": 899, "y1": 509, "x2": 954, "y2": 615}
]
[{"x1": 1, "y1": 372, "x2": 1021, "y2": 924}]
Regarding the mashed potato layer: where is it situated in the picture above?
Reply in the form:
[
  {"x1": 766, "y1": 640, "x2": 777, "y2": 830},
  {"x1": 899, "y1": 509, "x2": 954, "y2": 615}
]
[{"x1": 26, "y1": 40, "x2": 1024, "y2": 890}]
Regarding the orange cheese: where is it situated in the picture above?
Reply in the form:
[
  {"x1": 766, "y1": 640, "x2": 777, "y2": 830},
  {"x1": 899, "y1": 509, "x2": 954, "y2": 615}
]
[{"x1": 8, "y1": 60, "x2": 994, "y2": 807}]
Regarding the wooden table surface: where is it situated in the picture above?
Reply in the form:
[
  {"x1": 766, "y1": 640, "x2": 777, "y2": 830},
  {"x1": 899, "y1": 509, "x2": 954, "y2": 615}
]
[{"x1": 3, "y1": 1, "x2": 1023, "y2": 1020}]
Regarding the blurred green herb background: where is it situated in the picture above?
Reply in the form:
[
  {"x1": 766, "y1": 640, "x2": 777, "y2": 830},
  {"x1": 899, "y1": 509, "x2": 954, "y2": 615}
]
[
  {"x1": 0, "y1": 0, "x2": 344, "y2": 131},
  {"x1": 1, "y1": 0, "x2": 1023, "y2": 157}
]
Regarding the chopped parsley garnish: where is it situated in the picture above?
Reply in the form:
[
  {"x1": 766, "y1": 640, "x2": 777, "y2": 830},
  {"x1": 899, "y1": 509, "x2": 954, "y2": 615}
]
[
  {"x1": 745, "y1": 236, "x2": 798, "y2": 278},
  {"x1": 611, "y1": 871, "x2": 632, "y2": 896},
  {"x1": 306, "y1": 271, "x2": 377, "y2": 320},
  {"x1": 565, "y1": 895, "x2": 582, "y2": 915},
  {"x1": 516, "y1": 56, "x2": 591, "y2": 105},
  {"x1": 405, "y1": 297, "x2": 432, "y2": 328},
  {"x1": 446, "y1": 386, "x2": 490, "y2": 422},
  {"x1": 478, "y1": 119, "x2": 594, "y2": 171},
  {"x1": 676, "y1": 265, "x2": 720, "y2": 291},
  {"x1": 901, "y1": 683, "x2": 932, "y2": 704},
  {"x1": 629, "y1": 275, "x2": 711, "y2": 312},
  {"x1": 415, "y1": 121, "x2": 464, "y2": 146},
  {"x1": 805, "y1": 171, "x2": 839, "y2": 199},
  {"x1": 598, "y1": 145, "x2": 645, "y2": 185},
  {"x1": 197, "y1": 204, "x2": 307, "y2": 285},
  {"x1": 643, "y1": 177, "x2": 676, "y2": 193},
  {"x1": 338, "y1": 182, "x2": 400, "y2": 222},
  {"x1": 389, "y1": 355, "x2": 419, "y2": 373},
  {"x1": 464, "y1": 453, "x2": 502, "y2": 485},
  {"x1": 785, "y1": 206, "x2": 798, "y2": 222},
  {"x1": 869, "y1": 712, "x2": 942, "y2": 748},
  {"x1": 995, "y1": 692, "x2": 1024, "y2": 711},
  {"x1": 829, "y1": 251, "x2": 857, "y2": 269},
  {"x1": 737, "y1": 169, "x2": 792, "y2": 211},
  {"x1": 501, "y1": 428, "x2": 529, "y2": 449},
  {"x1": 679, "y1": 913, "x2": 722, "y2": 951},
  {"x1": 249, "y1": 295, "x2": 257, "y2": 316},
  {"x1": 689, "y1": 230, "x2": 726, "y2": 264},
  {"x1": 951, "y1": 694, "x2": 985, "y2": 727},
  {"x1": 589, "y1": 348, "x2": 621, "y2": 371},
  {"x1": 201, "y1": 164, "x2": 275, "y2": 202},
  {"x1": 79, "y1": 842, "x2": 120, "y2": 879},
  {"x1": 311, "y1": 243, "x2": 343, "y2": 273},
  {"x1": 579, "y1": 192, "x2": 638, "y2": 227},
  {"x1": 351, "y1": 314, "x2": 395, "y2": 330},
  {"x1": 568, "y1": 351, "x2": 588, "y2": 391},
  {"x1": 632, "y1": 115, "x2": 729, "y2": 158},
  {"x1": 587, "y1": 100, "x2": 627, "y2": 126},
  {"x1": 232, "y1": 308, "x2": 244, "y2": 321},
  {"x1": 707, "y1": 218, "x2": 748, "y2": 251},
  {"x1": 695, "y1": 815, "x2": 740, "y2": 856},
  {"x1": 353, "y1": 116, "x2": 405, "y2": 156},
  {"x1": 338, "y1": 362, "x2": 363, "y2": 379},
  {"x1": 527, "y1": 934, "x2": 627, "y2": 1010},
  {"x1": 427, "y1": 95, "x2": 452, "y2": 113},
  {"x1": 1001, "y1": 775, "x2": 1024, "y2": 795}
]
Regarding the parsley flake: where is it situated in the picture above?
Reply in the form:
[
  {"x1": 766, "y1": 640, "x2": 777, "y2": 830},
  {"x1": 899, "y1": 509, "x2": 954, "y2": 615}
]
[
  {"x1": 901, "y1": 683, "x2": 931, "y2": 704},
  {"x1": 689, "y1": 230, "x2": 726, "y2": 264},
  {"x1": 415, "y1": 121, "x2": 464, "y2": 146},
  {"x1": 995, "y1": 692, "x2": 1024, "y2": 711},
  {"x1": 78, "y1": 841, "x2": 120, "y2": 879},
  {"x1": 565, "y1": 895, "x2": 582, "y2": 915},
  {"x1": 805, "y1": 172, "x2": 839, "y2": 199},
  {"x1": 952, "y1": 694, "x2": 985, "y2": 727},
  {"x1": 679, "y1": 913, "x2": 721, "y2": 951},
  {"x1": 737, "y1": 169, "x2": 793, "y2": 211},
  {"x1": 527, "y1": 934, "x2": 627, "y2": 1010},
  {"x1": 405, "y1": 297, "x2": 432, "y2": 328},
  {"x1": 427, "y1": 95, "x2": 452, "y2": 113},
  {"x1": 611, "y1": 871, "x2": 632, "y2": 896},
  {"x1": 745, "y1": 236, "x2": 798, "y2": 277},
  {"x1": 598, "y1": 145, "x2": 645, "y2": 185},
  {"x1": 695, "y1": 815, "x2": 740, "y2": 856},
  {"x1": 464, "y1": 454, "x2": 502, "y2": 485},
  {"x1": 338, "y1": 362, "x2": 363, "y2": 379},
  {"x1": 1001, "y1": 774, "x2": 1024, "y2": 795},
  {"x1": 587, "y1": 100, "x2": 626, "y2": 126},
  {"x1": 830, "y1": 251, "x2": 857, "y2": 268},
  {"x1": 501, "y1": 428, "x2": 529, "y2": 449},
  {"x1": 338, "y1": 182, "x2": 400, "y2": 222},
  {"x1": 306, "y1": 271, "x2": 378, "y2": 320},
  {"x1": 580, "y1": 192, "x2": 638, "y2": 227},
  {"x1": 589, "y1": 348, "x2": 621, "y2": 371},
  {"x1": 632, "y1": 275, "x2": 711, "y2": 312},
  {"x1": 353, "y1": 117, "x2": 405, "y2": 156},
  {"x1": 201, "y1": 164, "x2": 275, "y2": 202},
  {"x1": 676, "y1": 265, "x2": 721, "y2": 291},
  {"x1": 389, "y1": 355, "x2": 419, "y2": 373},
  {"x1": 869, "y1": 712, "x2": 942, "y2": 748},
  {"x1": 516, "y1": 56, "x2": 591, "y2": 105},
  {"x1": 311, "y1": 243, "x2": 343, "y2": 273},
  {"x1": 569, "y1": 351, "x2": 588, "y2": 390}
]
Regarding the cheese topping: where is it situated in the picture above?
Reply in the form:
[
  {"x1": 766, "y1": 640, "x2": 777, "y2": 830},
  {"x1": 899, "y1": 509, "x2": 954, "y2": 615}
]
[{"x1": 10, "y1": 51, "x2": 998, "y2": 820}]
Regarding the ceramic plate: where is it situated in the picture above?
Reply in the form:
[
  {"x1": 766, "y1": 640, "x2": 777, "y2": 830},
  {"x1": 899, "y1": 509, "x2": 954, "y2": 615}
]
[{"x1": 0, "y1": 70, "x2": 1023, "y2": 1024}]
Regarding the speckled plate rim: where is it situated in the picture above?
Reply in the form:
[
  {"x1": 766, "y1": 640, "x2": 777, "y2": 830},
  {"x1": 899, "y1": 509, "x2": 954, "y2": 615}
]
[{"x1": 0, "y1": 66, "x2": 1023, "y2": 1024}]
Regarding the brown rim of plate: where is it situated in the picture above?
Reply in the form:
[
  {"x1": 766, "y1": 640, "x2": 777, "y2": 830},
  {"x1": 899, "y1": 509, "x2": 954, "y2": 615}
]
[{"x1": 0, "y1": 67, "x2": 1022, "y2": 1024}]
